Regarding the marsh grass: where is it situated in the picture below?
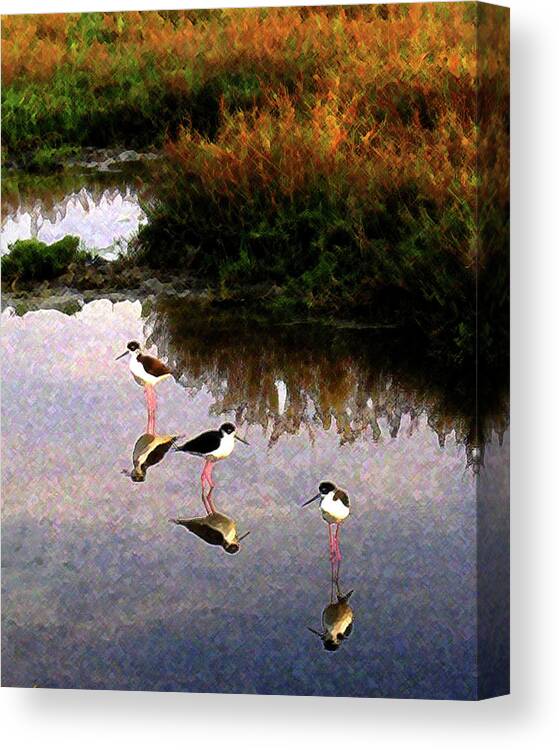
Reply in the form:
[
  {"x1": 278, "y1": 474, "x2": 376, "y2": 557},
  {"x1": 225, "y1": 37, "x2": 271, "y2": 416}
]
[{"x1": 2, "y1": 4, "x2": 509, "y2": 362}]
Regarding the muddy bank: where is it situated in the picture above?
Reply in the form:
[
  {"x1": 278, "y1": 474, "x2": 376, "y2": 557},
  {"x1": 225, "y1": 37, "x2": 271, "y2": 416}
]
[
  {"x1": 0, "y1": 256, "x2": 287, "y2": 317},
  {"x1": 2, "y1": 145, "x2": 162, "y2": 177}
]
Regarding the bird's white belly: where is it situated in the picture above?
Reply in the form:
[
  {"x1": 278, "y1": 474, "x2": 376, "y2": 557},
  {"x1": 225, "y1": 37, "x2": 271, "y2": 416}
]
[
  {"x1": 320, "y1": 494, "x2": 350, "y2": 524},
  {"x1": 209, "y1": 433, "x2": 235, "y2": 460},
  {"x1": 130, "y1": 356, "x2": 149, "y2": 384}
]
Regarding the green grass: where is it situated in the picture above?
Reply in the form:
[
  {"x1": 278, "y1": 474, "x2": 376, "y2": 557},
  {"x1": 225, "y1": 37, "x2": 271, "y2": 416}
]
[
  {"x1": 1, "y1": 235, "x2": 91, "y2": 283},
  {"x1": 2, "y1": 5, "x2": 509, "y2": 371}
]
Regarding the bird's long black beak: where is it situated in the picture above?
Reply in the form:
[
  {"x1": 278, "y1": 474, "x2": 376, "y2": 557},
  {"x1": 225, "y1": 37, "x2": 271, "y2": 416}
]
[
  {"x1": 307, "y1": 627, "x2": 324, "y2": 639},
  {"x1": 238, "y1": 531, "x2": 251, "y2": 542},
  {"x1": 115, "y1": 351, "x2": 129, "y2": 360},
  {"x1": 235, "y1": 435, "x2": 249, "y2": 445},
  {"x1": 302, "y1": 493, "x2": 321, "y2": 507}
]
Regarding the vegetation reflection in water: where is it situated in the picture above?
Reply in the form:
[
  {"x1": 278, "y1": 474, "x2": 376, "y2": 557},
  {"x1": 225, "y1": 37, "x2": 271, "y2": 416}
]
[{"x1": 145, "y1": 297, "x2": 509, "y2": 473}]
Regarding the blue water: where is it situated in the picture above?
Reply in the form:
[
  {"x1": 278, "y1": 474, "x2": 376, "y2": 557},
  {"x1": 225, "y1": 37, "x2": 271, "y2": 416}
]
[{"x1": 1, "y1": 300, "x2": 508, "y2": 698}]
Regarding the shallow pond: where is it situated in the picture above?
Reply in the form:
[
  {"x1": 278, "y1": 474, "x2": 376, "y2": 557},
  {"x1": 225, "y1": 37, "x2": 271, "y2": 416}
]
[
  {"x1": 1, "y1": 156, "x2": 152, "y2": 257},
  {"x1": 1, "y1": 298, "x2": 509, "y2": 698}
]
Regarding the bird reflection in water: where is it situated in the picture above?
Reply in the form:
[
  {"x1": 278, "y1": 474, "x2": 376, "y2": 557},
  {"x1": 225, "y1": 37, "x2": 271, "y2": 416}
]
[
  {"x1": 123, "y1": 432, "x2": 179, "y2": 482},
  {"x1": 171, "y1": 488, "x2": 250, "y2": 554},
  {"x1": 308, "y1": 562, "x2": 355, "y2": 652}
]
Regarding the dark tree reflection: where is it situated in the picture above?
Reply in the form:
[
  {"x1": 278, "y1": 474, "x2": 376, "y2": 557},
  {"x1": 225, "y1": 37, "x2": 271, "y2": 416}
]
[{"x1": 145, "y1": 299, "x2": 508, "y2": 467}]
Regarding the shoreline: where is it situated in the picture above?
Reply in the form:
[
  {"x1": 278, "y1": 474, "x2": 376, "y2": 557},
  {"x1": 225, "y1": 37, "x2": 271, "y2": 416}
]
[{"x1": 0, "y1": 279, "x2": 399, "y2": 330}]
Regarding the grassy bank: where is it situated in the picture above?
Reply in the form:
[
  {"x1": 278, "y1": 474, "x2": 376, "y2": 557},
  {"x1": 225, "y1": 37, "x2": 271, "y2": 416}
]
[
  {"x1": 128, "y1": 4, "x2": 508, "y2": 359},
  {"x1": 1, "y1": 236, "x2": 91, "y2": 283},
  {"x1": 2, "y1": 4, "x2": 509, "y2": 363},
  {"x1": 6, "y1": 6, "x2": 452, "y2": 160}
]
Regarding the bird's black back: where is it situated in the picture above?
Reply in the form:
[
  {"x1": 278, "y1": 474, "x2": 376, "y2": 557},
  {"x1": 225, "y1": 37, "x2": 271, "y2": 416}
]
[{"x1": 175, "y1": 429, "x2": 221, "y2": 455}]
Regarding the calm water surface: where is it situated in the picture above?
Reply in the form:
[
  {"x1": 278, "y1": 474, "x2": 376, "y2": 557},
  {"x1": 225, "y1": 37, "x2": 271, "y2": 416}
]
[
  {"x1": 1, "y1": 298, "x2": 509, "y2": 698},
  {"x1": 1, "y1": 187, "x2": 145, "y2": 257},
  {"x1": 1, "y1": 158, "x2": 150, "y2": 256}
]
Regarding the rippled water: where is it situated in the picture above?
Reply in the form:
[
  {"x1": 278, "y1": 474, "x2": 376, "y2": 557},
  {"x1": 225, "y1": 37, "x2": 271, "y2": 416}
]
[{"x1": 1, "y1": 299, "x2": 509, "y2": 698}]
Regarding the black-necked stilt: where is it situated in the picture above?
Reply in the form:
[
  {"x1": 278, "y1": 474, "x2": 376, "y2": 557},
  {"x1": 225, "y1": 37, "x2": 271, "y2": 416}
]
[
  {"x1": 302, "y1": 481, "x2": 350, "y2": 564},
  {"x1": 116, "y1": 340, "x2": 173, "y2": 433},
  {"x1": 308, "y1": 589, "x2": 354, "y2": 652},
  {"x1": 124, "y1": 432, "x2": 180, "y2": 482},
  {"x1": 171, "y1": 507, "x2": 250, "y2": 554},
  {"x1": 174, "y1": 422, "x2": 249, "y2": 489}
]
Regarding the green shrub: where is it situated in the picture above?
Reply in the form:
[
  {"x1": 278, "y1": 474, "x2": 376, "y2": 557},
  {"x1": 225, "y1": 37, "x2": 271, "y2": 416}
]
[{"x1": 1, "y1": 235, "x2": 90, "y2": 282}]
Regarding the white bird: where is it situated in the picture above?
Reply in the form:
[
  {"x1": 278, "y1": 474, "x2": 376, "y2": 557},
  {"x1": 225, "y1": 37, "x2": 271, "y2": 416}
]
[
  {"x1": 174, "y1": 422, "x2": 249, "y2": 489},
  {"x1": 116, "y1": 340, "x2": 173, "y2": 432},
  {"x1": 302, "y1": 481, "x2": 350, "y2": 563}
]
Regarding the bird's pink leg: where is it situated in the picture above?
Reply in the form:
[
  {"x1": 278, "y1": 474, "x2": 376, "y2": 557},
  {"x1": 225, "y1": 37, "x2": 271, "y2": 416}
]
[
  {"x1": 206, "y1": 487, "x2": 216, "y2": 513},
  {"x1": 330, "y1": 554, "x2": 340, "y2": 598},
  {"x1": 144, "y1": 387, "x2": 151, "y2": 431},
  {"x1": 328, "y1": 524, "x2": 336, "y2": 563},
  {"x1": 201, "y1": 460, "x2": 216, "y2": 490},
  {"x1": 144, "y1": 385, "x2": 156, "y2": 433},
  {"x1": 201, "y1": 487, "x2": 211, "y2": 514},
  {"x1": 335, "y1": 525, "x2": 342, "y2": 563},
  {"x1": 206, "y1": 461, "x2": 215, "y2": 488},
  {"x1": 149, "y1": 387, "x2": 157, "y2": 432}
]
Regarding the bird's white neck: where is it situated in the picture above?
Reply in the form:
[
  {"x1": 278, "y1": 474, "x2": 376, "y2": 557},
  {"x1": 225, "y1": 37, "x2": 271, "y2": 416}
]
[
  {"x1": 213, "y1": 431, "x2": 235, "y2": 459},
  {"x1": 221, "y1": 432, "x2": 235, "y2": 450}
]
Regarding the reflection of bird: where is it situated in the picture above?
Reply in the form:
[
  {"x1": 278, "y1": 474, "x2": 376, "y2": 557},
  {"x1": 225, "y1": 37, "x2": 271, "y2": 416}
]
[
  {"x1": 302, "y1": 481, "x2": 350, "y2": 563},
  {"x1": 172, "y1": 511, "x2": 250, "y2": 554},
  {"x1": 308, "y1": 589, "x2": 354, "y2": 652},
  {"x1": 116, "y1": 340, "x2": 173, "y2": 433},
  {"x1": 125, "y1": 433, "x2": 179, "y2": 482},
  {"x1": 174, "y1": 422, "x2": 249, "y2": 489}
]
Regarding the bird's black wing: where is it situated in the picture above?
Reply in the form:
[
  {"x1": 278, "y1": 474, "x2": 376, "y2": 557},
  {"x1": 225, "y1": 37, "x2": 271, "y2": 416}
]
[
  {"x1": 175, "y1": 430, "x2": 220, "y2": 455},
  {"x1": 137, "y1": 353, "x2": 172, "y2": 378},
  {"x1": 334, "y1": 489, "x2": 350, "y2": 507}
]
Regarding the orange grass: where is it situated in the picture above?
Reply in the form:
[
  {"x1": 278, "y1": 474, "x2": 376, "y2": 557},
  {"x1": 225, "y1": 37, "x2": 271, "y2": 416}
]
[
  {"x1": 2, "y1": 6, "x2": 480, "y2": 87},
  {"x1": 2, "y1": 4, "x2": 509, "y2": 340}
]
